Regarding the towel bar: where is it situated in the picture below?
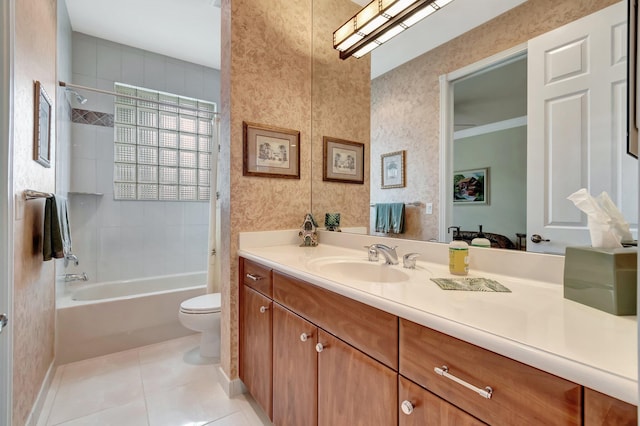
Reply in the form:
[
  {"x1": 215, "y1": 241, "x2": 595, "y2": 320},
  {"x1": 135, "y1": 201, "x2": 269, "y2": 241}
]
[
  {"x1": 24, "y1": 189, "x2": 53, "y2": 200},
  {"x1": 370, "y1": 201, "x2": 421, "y2": 207}
]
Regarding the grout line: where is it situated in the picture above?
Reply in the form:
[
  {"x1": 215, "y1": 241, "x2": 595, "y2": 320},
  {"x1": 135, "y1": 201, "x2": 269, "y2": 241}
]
[
  {"x1": 136, "y1": 347, "x2": 152, "y2": 426},
  {"x1": 202, "y1": 410, "x2": 245, "y2": 426}
]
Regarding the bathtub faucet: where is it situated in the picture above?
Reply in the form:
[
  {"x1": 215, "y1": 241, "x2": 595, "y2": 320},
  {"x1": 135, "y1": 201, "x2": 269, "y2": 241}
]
[
  {"x1": 62, "y1": 273, "x2": 88, "y2": 282},
  {"x1": 64, "y1": 253, "x2": 79, "y2": 267}
]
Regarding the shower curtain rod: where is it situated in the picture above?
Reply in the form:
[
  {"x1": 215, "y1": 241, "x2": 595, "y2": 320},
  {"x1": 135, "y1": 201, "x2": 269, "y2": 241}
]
[{"x1": 58, "y1": 81, "x2": 219, "y2": 116}]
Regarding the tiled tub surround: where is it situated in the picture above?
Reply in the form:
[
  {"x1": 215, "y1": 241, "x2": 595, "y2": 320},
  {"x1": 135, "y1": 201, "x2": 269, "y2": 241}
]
[
  {"x1": 238, "y1": 230, "x2": 637, "y2": 405},
  {"x1": 63, "y1": 32, "x2": 219, "y2": 286}
]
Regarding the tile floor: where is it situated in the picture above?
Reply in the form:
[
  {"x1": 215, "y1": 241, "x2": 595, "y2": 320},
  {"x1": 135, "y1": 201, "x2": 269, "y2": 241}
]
[{"x1": 37, "y1": 334, "x2": 272, "y2": 426}]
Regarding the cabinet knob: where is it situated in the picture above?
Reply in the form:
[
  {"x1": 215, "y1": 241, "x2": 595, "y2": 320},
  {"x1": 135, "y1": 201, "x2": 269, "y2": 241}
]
[
  {"x1": 400, "y1": 400, "x2": 414, "y2": 415},
  {"x1": 315, "y1": 343, "x2": 325, "y2": 353},
  {"x1": 300, "y1": 332, "x2": 313, "y2": 342},
  {"x1": 259, "y1": 305, "x2": 269, "y2": 314}
]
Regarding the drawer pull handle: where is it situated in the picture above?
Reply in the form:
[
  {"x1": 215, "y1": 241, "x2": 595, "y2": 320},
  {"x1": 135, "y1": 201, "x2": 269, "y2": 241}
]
[
  {"x1": 300, "y1": 332, "x2": 313, "y2": 342},
  {"x1": 259, "y1": 305, "x2": 269, "y2": 314},
  {"x1": 400, "y1": 400, "x2": 414, "y2": 415},
  {"x1": 246, "y1": 273, "x2": 263, "y2": 281},
  {"x1": 434, "y1": 366, "x2": 493, "y2": 399}
]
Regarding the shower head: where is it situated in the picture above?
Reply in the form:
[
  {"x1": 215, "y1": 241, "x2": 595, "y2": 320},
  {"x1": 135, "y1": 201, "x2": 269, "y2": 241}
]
[{"x1": 65, "y1": 88, "x2": 88, "y2": 105}]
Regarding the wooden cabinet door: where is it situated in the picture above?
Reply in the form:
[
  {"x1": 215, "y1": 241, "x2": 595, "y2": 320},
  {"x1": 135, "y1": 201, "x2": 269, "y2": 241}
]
[
  {"x1": 584, "y1": 388, "x2": 638, "y2": 426},
  {"x1": 273, "y1": 304, "x2": 318, "y2": 426},
  {"x1": 399, "y1": 376, "x2": 485, "y2": 426},
  {"x1": 317, "y1": 330, "x2": 397, "y2": 426},
  {"x1": 240, "y1": 285, "x2": 273, "y2": 419}
]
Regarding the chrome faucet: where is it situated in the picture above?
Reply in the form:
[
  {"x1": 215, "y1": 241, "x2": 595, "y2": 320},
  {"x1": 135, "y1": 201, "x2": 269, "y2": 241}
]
[
  {"x1": 369, "y1": 244, "x2": 399, "y2": 265},
  {"x1": 62, "y1": 273, "x2": 88, "y2": 282},
  {"x1": 64, "y1": 253, "x2": 79, "y2": 267},
  {"x1": 365, "y1": 245, "x2": 379, "y2": 262},
  {"x1": 403, "y1": 253, "x2": 420, "y2": 269}
]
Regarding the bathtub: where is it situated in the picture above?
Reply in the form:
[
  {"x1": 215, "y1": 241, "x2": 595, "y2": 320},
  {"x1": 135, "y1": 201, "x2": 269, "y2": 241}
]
[{"x1": 56, "y1": 272, "x2": 207, "y2": 364}]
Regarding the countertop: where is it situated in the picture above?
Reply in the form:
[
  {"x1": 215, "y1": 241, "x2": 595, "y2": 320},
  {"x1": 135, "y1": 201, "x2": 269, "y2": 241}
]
[{"x1": 239, "y1": 241, "x2": 638, "y2": 405}]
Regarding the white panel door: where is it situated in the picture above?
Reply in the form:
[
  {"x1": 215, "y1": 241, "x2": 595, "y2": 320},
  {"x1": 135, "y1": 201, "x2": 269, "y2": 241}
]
[{"x1": 527, "y1": 2, "x2": 635, "y2": 254}]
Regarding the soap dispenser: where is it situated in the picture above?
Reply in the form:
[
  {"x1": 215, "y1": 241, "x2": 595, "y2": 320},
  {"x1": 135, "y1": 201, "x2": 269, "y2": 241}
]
[
  {"x1": 447, "y1": 226, "x2": 469, "y2": 275},
  {"x1": 471, "y1": 225, "x2": 491, "y2": 248}
]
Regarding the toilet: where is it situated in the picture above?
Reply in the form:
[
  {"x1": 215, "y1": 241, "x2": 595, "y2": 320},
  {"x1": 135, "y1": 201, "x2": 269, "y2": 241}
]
[{"x1": 179, "y1": 293, "x2": 221, "y2": 358}]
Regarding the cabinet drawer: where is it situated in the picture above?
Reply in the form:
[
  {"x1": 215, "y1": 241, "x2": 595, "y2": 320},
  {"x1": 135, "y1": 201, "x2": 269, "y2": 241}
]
[
  {"x1": 399, "y1": 319, "x2": 581, "y2": 425},
  {"x1": 273, "y1": 271, "x2": 398, "y2": 370},
  {"x1": 241, "y1": 258, "x2": 272, "y2": 297}
]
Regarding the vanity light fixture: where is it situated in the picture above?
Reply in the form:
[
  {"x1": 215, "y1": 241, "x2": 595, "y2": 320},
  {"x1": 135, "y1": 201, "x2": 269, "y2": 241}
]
[{"x1": 333, "y1": 0, "x2": 454, "y2": 60}]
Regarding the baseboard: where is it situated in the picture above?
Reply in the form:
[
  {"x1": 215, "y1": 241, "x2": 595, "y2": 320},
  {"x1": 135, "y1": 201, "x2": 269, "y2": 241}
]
[
  {"x1": 216, "y1": 365, "x2": 246, "y2": 397},
  {"x1": 25, "y1": 361, "x2": 56, "y2": 426}
]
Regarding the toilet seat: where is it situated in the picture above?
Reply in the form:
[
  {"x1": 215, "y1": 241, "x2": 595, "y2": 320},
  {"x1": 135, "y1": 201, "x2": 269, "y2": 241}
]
[{"x1": 180, "y1": 293, "x2": 221, "y2": 314}]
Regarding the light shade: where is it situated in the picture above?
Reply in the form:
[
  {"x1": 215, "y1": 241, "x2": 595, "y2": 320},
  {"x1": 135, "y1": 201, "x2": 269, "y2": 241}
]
[{"x1": 333, "y1": 0, "x2": 455, "y2": 60}]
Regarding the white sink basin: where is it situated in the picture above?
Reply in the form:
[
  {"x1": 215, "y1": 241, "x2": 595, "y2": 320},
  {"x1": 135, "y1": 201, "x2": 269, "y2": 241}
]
[{"x1": 306, "y1": 257, "x2": 411, "y2": 283}]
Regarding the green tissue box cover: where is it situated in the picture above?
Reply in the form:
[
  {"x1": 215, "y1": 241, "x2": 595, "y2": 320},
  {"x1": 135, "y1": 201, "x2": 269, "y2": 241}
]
[{"x1": 563, "y1": 246, "x2": 637, "y2": 315}]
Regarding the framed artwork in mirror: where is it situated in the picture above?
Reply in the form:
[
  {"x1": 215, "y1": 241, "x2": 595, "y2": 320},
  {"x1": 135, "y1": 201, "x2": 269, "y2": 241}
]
[
  {"x1": 381, "y1": 150, "x2": 405, "y2": 189},
  {"x1": 453, "y1": 168, "x2": 488, "y2": 204},
  {"x1": 33, "y1": 80, "x2": 52, "y2": 168},
  {"x1": 323, "y1": 136, "x2": 364, "y2": 184},
  {"x1": 243, "y1": 121, "x2": 300, "y2": 179}
]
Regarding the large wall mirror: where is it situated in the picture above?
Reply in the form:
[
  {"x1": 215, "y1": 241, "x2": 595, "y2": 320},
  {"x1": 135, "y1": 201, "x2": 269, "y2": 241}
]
[{"x1": 312, "y1": 0, "x2": 638, "y2": 255}]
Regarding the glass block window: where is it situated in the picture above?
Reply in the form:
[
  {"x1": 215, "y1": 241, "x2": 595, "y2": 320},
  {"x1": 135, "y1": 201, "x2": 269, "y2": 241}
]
[{"x1": 114, "y1": 83, "x2": 217, "y2": 201}]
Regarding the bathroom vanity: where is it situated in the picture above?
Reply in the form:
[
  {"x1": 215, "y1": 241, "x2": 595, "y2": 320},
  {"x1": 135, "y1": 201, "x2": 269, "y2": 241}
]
[{"x1": 238, "y1": 232, "x2": 637, "y2": 425}]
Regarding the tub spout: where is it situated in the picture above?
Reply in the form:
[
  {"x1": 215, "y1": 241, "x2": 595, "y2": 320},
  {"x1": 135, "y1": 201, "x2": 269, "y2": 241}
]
[{"x1": 62, "y1": 273, "x2": 88, "y2": 282}]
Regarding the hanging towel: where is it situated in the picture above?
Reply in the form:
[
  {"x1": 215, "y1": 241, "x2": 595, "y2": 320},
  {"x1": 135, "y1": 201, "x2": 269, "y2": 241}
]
[
  {"x1": 56, "y1": 196, "x2": 73, "y2": 258},
  {"x1": 390, "y1": 203, "x2": 405, "y2": 234},
  {"x1": 375, "y1": 203, "x2": 392, "y2": 233},
  {"x1": 43, "y1": 196, "x2": 64, "y2": 261}
]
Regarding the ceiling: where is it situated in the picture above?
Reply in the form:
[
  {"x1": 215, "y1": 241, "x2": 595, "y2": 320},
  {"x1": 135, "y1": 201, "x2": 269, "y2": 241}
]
[
  {"x1": 64, "y1": 0, "x2": 526, "y2": 77},
  {"x1": 64, "y1": 0, "x2": 222, "y2": 69}
]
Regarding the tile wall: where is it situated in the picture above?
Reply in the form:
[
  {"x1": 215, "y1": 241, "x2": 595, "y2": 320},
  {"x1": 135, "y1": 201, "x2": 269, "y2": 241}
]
[{"x1": 61, "y1": 33, "x2": 221, "y2": 288}]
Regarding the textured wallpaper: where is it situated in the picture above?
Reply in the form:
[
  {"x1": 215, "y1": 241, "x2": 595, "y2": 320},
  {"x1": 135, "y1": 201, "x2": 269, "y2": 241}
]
[
  {"x1": 228, "y1": 0, "x2": 316, "y2": 381},
  {"x1": 13, "y1": 0, "x2": 58, "y2": 424},
  {"x1": 370, "y1": 0, "x2": 620, "y2": 242},
  {"x1": 223, "y1": 0, "x2": 314, "y2": 382},
  {"x1": 220, "y1": 0, "x2": 369, "y2": 381},
  {"x1": 310, "y1": 0, "x2": 371, "y2": 231}
]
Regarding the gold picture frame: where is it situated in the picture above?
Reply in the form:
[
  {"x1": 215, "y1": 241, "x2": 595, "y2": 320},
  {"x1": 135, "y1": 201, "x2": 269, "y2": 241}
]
[
  {"x1": 243, "y1": 121, "x2": 300, "y2": 179},
  {"x1": 322, "y1": 136, "x2": 365, "y2": 184},
  {"x1": 381, "y1": 150, "x2": 405, "y2": 189},
  {"x1": 34, "y1": 80, "x2": 52, "y2": 168}
]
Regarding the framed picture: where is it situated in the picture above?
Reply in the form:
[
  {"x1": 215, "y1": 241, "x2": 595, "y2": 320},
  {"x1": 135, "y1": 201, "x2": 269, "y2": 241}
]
[
  {"x1": 453, "y1": 168, "x2": 488, "y2": 204},
  {"x1": 381, "y1": 150, "x2": 405, "y2": 189},
  {"x1": 243, "y1": 121, "x2": 300, "y2": 179},
  {"x1": 322, "y1": 136, "x2": 364, "y2": 184},
  {"x1": 33, "y1": 80, "x2": 52, "y2": 168}
]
